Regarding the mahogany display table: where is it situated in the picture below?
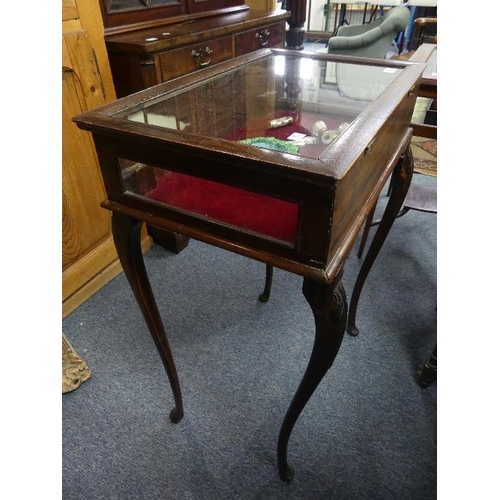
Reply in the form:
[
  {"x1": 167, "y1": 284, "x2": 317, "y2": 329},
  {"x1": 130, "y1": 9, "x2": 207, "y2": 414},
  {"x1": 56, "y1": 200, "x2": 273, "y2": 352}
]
[{"x1": 74, "y1": 48, "x2": 425, "y2": 481}]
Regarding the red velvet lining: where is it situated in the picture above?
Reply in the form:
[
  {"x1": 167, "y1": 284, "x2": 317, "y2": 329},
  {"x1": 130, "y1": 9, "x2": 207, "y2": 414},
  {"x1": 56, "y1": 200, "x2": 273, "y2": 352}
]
[{"x1": 147, "y1": 172, "x2": 298, "y2": 244}]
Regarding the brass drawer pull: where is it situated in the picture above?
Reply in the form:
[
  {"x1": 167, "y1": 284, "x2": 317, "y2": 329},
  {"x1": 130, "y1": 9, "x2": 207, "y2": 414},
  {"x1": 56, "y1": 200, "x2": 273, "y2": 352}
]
[
  {"x1": 191, "y1": 46, "x2": 213, "y2": 68},
  {"x1": 255, "y1": 29, "x2": 271, "y2": 47}
]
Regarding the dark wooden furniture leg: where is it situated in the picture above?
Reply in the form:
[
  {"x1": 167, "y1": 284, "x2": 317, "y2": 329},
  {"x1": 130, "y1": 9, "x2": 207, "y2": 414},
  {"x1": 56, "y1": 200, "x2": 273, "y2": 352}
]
[
  {"x1": 259, "y1": 264, "x2": 274, "y2": 303},
  {"x1": 416, "y1": 344, "x2": 437, "y2": 388},
  {"x1": 356, "y1": 203, "x2": 376, "y2": 259},
  {"x1": 112, "y1": 212, "x2": 184, "y2": 423},
  {"x1": 347, "y1": 146, "x2": 414, "y2": 337},
  {"x1": 278, "y1": 276, "x2": 347, "y2": 481},
  {"x1": 285, "y1": 0, "x2": 306, "y2": 50}
]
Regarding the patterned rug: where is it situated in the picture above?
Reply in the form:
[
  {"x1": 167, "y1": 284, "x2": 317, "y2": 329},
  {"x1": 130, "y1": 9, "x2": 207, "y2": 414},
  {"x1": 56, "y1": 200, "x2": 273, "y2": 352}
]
[
  {"x1": 62, "y1": 332, "x2": 91, "y2": 393},
  {"x1": 411, "y1": 136, "x2": 437, "y2": 177}
]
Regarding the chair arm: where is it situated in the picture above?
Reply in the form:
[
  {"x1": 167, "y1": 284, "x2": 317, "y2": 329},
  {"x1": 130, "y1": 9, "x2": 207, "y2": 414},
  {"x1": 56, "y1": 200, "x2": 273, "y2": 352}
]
[
  {"x1": 336, "y1": 23, "x2": 376, "y2": 37},
  {"x1": 328, "y1": 25, "x2": 386, "y2": 51},
  {"x1": 414, "y1": 17, "x2": 437, "y2": 27}
]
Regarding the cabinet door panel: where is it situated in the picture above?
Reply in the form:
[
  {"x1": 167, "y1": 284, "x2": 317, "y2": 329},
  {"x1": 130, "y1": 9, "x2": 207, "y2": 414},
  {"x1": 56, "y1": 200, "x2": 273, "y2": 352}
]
[
  {"x1": 62, "y1": 67, "x2": 110, "y2": 269},
  {"x1": 99, "y1": 0, "x2": 188, "y2": 29},
  {"x1": 62, "y1": 0, "x2": 79, "y2": 21},
  {"x1": 62, "y1": 31, "x2": 113, "y2": 291},
  {"x1": 62, "y1": 26, "x2": 119, "y2": 315}
]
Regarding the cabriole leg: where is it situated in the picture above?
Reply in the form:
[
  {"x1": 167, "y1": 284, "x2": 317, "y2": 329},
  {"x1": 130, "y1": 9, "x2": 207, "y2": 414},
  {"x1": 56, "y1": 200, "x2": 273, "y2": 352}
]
[
  {"x1": 347, "y1": 146, "x2": 414, "y2": 337},
  {"x1": 277, "y1": 277, "x2": 347, "y2": 481},
  {"x1": 112, "y1": 213, "x2": 184, "y2": 423},
  {"x1": 416, "y1": 345, "x2": 437, "y2": 388}
]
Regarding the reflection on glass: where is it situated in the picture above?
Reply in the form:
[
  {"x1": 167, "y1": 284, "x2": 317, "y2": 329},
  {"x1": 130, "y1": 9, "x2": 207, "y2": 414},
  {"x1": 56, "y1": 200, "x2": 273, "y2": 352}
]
[
  {"x1": 335, "y1": 63, "x2": 400, "y2": 101},
  {"x1": 128, "y1": 110, "x2": 190, "y2": 130},
  {"x1": 424, "y1": 48, "x2": 437, "y2": 78},
  {"x1": 107, "y1": 0, "x2": 177, "y2": 13},
  {"x1": 120, "y1": 54, "x2": 403, "y2": 158}
]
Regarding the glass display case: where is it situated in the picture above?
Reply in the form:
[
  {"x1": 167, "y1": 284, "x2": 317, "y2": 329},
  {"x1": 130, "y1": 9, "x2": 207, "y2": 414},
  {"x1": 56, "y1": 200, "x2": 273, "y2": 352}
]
[
  {"x1": 75, "y1": 48, "x2": 424, "y2": 280},
  {"x1": 74, "y1": 48, "x2": 425, "y2": 481}
]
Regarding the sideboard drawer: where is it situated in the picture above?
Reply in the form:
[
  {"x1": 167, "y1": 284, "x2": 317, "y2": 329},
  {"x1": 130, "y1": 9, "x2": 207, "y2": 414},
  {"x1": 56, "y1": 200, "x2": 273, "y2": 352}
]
[
  {"x1": 158, "y1": 35, "x2": 233, "y2": 81},
  {"x1": 235, "y1": 23, "x2": 285, "y2": 56}
]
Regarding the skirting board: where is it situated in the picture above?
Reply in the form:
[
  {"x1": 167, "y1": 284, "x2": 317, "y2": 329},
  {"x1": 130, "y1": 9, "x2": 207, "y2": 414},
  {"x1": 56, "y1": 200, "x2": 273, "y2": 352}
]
[{"x1": 63, "y1": 235, "x2": 153, "y2": 319}]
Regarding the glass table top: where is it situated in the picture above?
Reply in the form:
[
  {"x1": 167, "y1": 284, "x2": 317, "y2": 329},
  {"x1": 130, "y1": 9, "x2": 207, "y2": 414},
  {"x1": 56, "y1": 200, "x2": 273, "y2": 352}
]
[{"x1": 117, "y1": 52, "x2": 404, "y2": 158}]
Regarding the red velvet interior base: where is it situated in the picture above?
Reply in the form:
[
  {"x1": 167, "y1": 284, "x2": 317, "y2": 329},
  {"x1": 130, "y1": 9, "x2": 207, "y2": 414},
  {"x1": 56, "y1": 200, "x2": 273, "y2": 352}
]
[{"x1": 147, "y1": 172, "x2": 298, "y2": 244}]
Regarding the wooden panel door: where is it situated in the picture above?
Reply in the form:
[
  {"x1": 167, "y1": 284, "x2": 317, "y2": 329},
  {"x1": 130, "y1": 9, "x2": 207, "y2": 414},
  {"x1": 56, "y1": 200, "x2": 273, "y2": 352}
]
[{"x1": 62, "y1": 0, "x2": 151, "y2": 318}]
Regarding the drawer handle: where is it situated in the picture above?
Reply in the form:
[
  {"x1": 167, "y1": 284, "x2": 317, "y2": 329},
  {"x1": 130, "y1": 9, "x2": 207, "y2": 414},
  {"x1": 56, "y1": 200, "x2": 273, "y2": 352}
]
[
  {"x1": 255, "y1": 29, "x2": 271, "y2": 47},
  {"x1": 191, "y1": 47, "x2": 213, "y2": 68}
]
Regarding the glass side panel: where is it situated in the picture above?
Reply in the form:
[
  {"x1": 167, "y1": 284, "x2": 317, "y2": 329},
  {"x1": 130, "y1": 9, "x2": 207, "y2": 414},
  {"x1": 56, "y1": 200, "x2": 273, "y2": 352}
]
[
  {"x1": 106, "y1": 0, "x2": 178, "y2": 14},
  {"x1": 411, "y1": 97, "x2": 432, "y2": 125},
  {"x1": 118, "y1": 159, "x2": 299, "y2": 245},
  {"x1": 122, "y1": 53, "x2": 403, "y2": 159}
]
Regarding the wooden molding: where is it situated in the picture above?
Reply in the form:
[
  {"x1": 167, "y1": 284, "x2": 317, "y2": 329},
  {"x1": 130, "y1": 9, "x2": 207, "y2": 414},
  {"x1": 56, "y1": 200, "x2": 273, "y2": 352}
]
[{"x1": 63, "y1": 235, "x2": 153, "y2": 319}]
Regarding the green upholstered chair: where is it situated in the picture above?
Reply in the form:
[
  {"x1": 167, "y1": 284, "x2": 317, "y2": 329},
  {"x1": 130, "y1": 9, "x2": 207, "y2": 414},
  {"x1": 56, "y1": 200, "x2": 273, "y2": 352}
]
[{"x1": 327, "y1": 5, "x2": 410, "y2": 59}]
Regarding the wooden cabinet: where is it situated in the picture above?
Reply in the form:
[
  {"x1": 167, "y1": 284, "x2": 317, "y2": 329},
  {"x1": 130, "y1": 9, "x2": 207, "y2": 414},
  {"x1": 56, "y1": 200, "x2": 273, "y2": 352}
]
[
  {"x1": 99, "y1": 0, "x2": 247, "y2": 31},
  {"x1": 62, "y1": 0, "x2": 152, "y2": 318},
  {"x1": 100, "y1": 3, "x2": 289, "y2": 97}
]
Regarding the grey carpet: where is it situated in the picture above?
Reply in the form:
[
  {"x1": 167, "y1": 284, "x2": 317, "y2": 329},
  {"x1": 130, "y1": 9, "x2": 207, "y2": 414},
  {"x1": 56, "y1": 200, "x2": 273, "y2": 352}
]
[{"x1": 62, "y1": 173, "x2": 437, "y2": 500}]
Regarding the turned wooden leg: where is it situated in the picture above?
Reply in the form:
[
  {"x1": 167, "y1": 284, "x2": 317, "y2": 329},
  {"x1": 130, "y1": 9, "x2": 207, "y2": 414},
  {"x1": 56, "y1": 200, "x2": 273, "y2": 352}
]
[
  {"x1": 112, "y1": 212, "x2": 184, "y2": 423},
  {"x1": 277, "y1": 277, "x2": 347, "y2": 481},
  {"x1": 347, "y1": 146, "x2": 414, "y2": 337},
  {"x1": 259, "y1": 264, "x2": 274, "y2": 303},
  {"x1": 285, "y1": 0, "x2": 306, "y2": 50}
]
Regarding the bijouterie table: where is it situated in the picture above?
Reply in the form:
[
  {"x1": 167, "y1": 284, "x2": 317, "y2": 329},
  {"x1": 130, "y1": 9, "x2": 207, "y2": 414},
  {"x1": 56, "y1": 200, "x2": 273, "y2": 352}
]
[{"x1": 74, "y1": 48, "x2": 424, "y2": 481}]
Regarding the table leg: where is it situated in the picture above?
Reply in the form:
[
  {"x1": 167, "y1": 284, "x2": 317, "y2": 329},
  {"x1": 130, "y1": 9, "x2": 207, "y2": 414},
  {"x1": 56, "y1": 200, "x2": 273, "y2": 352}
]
[
  {"x1": 112, "y1": 212, "x2": 184, "y2": 423},
  {"x1": 416, "y1": 344, "x2": 437, "y2": 388},
  {"x1": 258, "y1": 264, "x2": 274, "y2": 303},
  {"x1": 347, "y1": 146, "x2": 414, "y2": 337},
  {"x1": 277, "y1": 277, "x2": 347, "y2": 481},
  {"x1": 356, "y1": 203, "x2": 376, "y2": 259}
]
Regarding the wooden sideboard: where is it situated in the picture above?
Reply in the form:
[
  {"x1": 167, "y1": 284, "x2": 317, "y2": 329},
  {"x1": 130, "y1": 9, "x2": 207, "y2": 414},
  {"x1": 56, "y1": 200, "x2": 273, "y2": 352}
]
[{"x1": 104, "y1": 9, "x2": 290, "y2": 97}]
